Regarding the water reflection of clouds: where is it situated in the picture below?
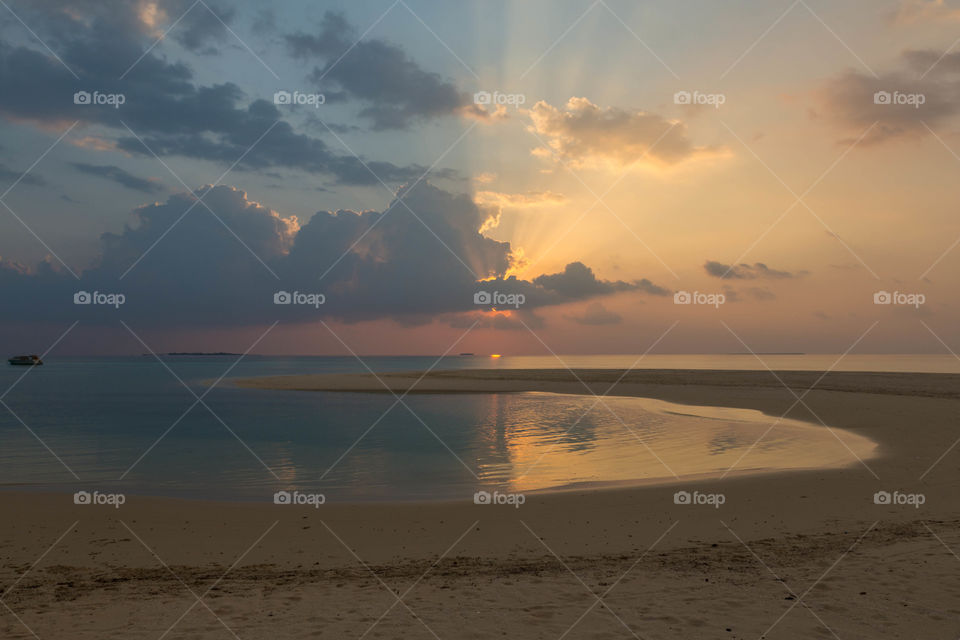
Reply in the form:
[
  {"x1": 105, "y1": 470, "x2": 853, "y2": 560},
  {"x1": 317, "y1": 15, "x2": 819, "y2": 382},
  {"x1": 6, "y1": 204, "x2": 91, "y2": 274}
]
[{"x1": 1, "y1": 384, "x2": 878, "y2": 501}]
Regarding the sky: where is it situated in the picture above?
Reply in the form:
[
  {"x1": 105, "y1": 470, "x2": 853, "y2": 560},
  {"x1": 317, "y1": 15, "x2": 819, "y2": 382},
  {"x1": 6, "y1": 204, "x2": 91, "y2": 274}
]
[{"x1": 0, "y1": 0, "x2": 958, "y2": 356}]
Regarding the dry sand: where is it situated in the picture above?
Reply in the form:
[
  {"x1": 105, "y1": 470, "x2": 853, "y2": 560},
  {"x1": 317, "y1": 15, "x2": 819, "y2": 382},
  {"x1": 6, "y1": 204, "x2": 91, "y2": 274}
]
[{"x1": 3, "y1": 369, "x2": 960, "y2": 639}]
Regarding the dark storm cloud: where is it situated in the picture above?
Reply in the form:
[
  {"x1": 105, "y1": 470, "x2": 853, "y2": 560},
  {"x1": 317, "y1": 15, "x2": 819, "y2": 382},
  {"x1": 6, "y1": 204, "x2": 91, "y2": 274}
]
[
  {"x1": 0, "y1": 182, "x2": 667, "y2": 328},
  {"x1": 70, "y1": 163, "x2": 165, "y2": 194},
  {"x1": 0, "y1": 1, "x2": 430, "y2": 185},
  {"x1": 286, "y1": 12, "x2": 474, "y2": 130},
  {"x1": 703, "y1": 260, "x2": 806, "y2": 280}
]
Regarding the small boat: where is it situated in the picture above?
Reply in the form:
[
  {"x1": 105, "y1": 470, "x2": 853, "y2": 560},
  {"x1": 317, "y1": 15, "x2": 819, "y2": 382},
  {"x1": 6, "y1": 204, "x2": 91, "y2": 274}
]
[{"x1": 8, "y1": 355, "x2": 42, "y2": 366}]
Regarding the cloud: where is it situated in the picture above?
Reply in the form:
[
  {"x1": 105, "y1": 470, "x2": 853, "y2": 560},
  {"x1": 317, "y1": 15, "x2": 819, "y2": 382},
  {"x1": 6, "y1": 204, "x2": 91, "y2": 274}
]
[
  {"x1": 474, "y1": 190, "x2": 566, "y2": 208},
  {"x1": 0, "y1": 1, "x2": 431, "y2": 185},
  {"x1": 814, "y1": 55, "x2": 960, "y2": 144},
  {"x1": 473, "y1": 172, "x2": 497, "y2": 185},
  {"x1": 173, "y1": 1, "x2": 235, "y2": 54},
  {"x1": 829, "y1": 262, "x2": 862, "y2": 271},
  {"x1": 703, "y1": 260, "x2": 807, "y2": 280},
  {"x1": 0, "y1": 182, "x2": 666, "y2": 328},
  {"x1": 528, "y1": 97, "x2": 724, "y2": 169},
  {"x1": 903, "y1": 49, "x2": 960, "y2": 75},
  {"x1": 251, "y1": 8, "x2": 277, "y2": 33},
  {"x1": 473, "y1": 189, "x2": 566, "y2": 232},
  {"x1": 564, "y1": 302, "x2": 622, "y2": 325},
  {"x1": 447, "y1": 309, "x2": 545, "y2": 331},
  {"x1": 70, "y1": 136, "x2": 117, "y2": 152},
  {"x1": 889, "y1": 0, "x2": 960, "y2": 24},
  {"x1": 720, "y1": 286, "x2": 739, "y2": 303},
  {"x1": 532, "y1": 261, "x2": 669, "y2": 299},
  {"x1": 0, "y1": 162, "x2": 45, "y2": 187},
  {"x1": 286, "y1": 12, "x2": 478, "y2": 130},
  {"x1": 70, "y1": 163, "x2": 165, "y2": 193},
  {"x1": 744, "y1": 286, "x2": 776, "y2": 301}
]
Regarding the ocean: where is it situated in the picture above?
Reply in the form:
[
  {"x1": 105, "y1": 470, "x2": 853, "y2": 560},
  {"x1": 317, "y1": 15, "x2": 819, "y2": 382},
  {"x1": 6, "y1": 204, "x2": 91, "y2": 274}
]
[{"x1": 0, "y1": 355, "x2": 947, "y2": 502}]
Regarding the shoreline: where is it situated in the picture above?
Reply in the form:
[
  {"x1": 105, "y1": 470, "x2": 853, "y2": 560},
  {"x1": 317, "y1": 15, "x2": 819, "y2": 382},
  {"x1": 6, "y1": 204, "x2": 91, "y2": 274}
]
[
  {"x1": 219, "y1": 367, "x2": 956, "y2": 534},
  {"x1": 230, "y1": 367, "x2": 960, "y2": 399},
  {"x1": 13, "y1": 369, "x2": 889, "y2": 506},
  {"x1": 0, "y1": 463, "x2": 858, "y2": 507},
  {"x1": 4, "y1": 368, "x2": 959, "y2": 637}
]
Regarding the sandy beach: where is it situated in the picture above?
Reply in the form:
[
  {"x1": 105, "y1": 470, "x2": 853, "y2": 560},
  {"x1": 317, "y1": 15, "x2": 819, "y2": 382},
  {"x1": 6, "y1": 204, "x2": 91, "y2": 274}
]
[{"x1": 3, "y1": 369, "x2": 959, "y2": 639}]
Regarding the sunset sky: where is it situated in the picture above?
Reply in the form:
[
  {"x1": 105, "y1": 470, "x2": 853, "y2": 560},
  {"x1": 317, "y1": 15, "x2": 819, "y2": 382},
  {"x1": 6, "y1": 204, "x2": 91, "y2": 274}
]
[{"x1": 0, "y1": 0, "x2": 958, "y2": 355}]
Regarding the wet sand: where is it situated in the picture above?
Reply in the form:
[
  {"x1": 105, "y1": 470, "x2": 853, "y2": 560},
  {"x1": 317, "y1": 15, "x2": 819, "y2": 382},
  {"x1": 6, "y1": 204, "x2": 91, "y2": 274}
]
[{"x1": 2, "y1": 369, "x2": 959, "y2": 638}]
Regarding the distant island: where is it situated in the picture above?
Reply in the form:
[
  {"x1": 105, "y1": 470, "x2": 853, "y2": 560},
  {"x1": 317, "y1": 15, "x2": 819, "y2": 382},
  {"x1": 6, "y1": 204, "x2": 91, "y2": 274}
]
[
  {"x1": 168, "y1": 352, "x2": 242, "y2": 356},
  {"x1": 141, "y1": 352, "x2": 243, "y2": 356}
]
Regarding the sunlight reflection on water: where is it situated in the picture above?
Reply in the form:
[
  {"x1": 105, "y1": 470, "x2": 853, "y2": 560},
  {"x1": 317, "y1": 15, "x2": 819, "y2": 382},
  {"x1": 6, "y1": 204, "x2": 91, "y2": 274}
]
[{"x1": 471, "y1": 392, "x2": 877, "y2": 493}]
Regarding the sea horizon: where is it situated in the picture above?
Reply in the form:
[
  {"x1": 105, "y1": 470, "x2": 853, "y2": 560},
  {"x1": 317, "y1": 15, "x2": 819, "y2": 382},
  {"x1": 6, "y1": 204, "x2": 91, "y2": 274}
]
[{"x1": 22, "y1": 353, "x2": 960, "y2": 374}]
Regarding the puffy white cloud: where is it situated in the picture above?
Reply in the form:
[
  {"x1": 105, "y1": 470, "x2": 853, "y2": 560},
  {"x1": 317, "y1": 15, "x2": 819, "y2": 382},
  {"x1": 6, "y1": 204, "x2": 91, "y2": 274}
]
[{"x1": 528, "y1": 97, "x2": 723, "y2": 169}]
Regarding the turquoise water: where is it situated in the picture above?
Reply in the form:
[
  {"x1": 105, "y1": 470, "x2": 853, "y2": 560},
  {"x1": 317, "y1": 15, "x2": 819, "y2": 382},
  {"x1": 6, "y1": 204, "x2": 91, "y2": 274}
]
[{"x1": 0, "y1": 355, "x2": 917, "y2": 501}]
